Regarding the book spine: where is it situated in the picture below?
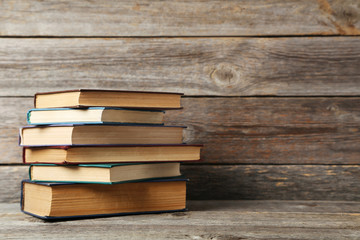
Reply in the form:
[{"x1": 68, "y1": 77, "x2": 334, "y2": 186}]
[
  {"x1": 18, "y1": 129, "x2": 22, "y2": 146},
  {"x1": 20, "y1": 180, "x2": 25, "y2": 212},
  {"x1": 22, "y1": 148, "x2": 26, "y2": 164},
  {"x1": 26, "y1": 110, "x2": 32, "y2": 125},
  {"x1": 33, "y1": 94, "x2": 37, "y2": 108},
  {"x1": 28, "y1": 166, "x2": 32, "y2": 180}
]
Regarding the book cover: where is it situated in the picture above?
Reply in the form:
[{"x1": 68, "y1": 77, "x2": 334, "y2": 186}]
[
  {"x1": 28, "y1": 162, "x2": 182, "y2": 184},
  {"x1": 19, "y1": 124, "x2": 186, "y2": 147},
  {"x1": 35, "y1": 89, "x2": 184, "y2": 96},
  {"x1": 34, "y1": 89, "x2": 184, "y2": 109},
  {"x1": 27, "y1": 107, "x2": 165, "y2": 125},
  {"x1": 22, "y1": 144, "x2": 203, "y2": 164},
  {"x1": 21, "y1": 179, "x2": 188, "y2": 220}
]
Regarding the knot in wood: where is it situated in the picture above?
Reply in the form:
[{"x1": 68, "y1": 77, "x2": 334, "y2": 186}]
[
  {"x1": 327, "y1": 104, "x2": 339, "y2": 112},
  {"x1": 210, "y1": 63, "x2": 240, "y2": 88}
]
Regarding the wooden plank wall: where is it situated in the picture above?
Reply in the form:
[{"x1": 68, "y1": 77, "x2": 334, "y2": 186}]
[{"x1": 0, "y1": 0, "x2": 359, "y2": 202}]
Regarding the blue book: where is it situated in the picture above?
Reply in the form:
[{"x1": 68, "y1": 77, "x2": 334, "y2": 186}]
[
  {"x1": 27, "y1": 107, "x2": 164, "y2": 125},
  {"x1": 21, "y1": 179, "x2": 187, "y2": 220},
  {"x1": 29, "y1": 162, "x2": 181, "y2": 184}
]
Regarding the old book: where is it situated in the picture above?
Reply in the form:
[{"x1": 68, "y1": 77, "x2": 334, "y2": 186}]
[
  {"x1": 19, "y1": 124, "x2": 184, "y2": 146},
  {"x1": 29, "y1": 163, "x2": 180, "y2": 184},
  {"x1": 27, "y1": 108, "x2": 164, "y2": 125},
  {"x1": 34, "y1": 89, "x2": 183, "y2": 109},
  {"x1": 21, "y1": 179, "x2": 187, "y2": 220},
  {"x1": 23, "y1": 145, "x2": 202, "y2": 164}
]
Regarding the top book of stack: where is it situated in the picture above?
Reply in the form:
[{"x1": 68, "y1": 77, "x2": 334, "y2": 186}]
[{"x1": 34, "y1": 89, "x2": 183, "y2": 109}]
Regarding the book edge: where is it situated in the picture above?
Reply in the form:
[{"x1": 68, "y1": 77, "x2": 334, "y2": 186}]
[
  {"x1": 28, "y1": 107, "x2": 165, "y2": 112},
  {"x1": 27, "y1": 175, "x2": 183, "y2": 185},
  {"x1": 23, "y1": 144, "x2": 203, "y2": 148},
  {"x1": 21, "y1": 208, "x2": 187, "y2": 220},
  {"x1": 35, "y1": 89, "x2": 184, "y2": 96},
  {"x1": 20, "y1": 124, "x2": 186, "y2": 128},
  {"x1": 22, "y1": 178, "x2": 188, "y2": 186}
]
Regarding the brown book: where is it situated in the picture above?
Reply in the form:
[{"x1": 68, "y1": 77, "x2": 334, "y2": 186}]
[
  {"x1": 20, "y1": 125, "x2": 184, "y2": 146},
  {"x1": 21, "y1": 179, "x2": 187, "y2": 219},
  {"x1": 23, "y1": 145, "x2": 202, "y2": 164},
  {"x1": 34, "y1": 89, "x2": 183, "y2": 109},
  {"x1": 29, "y1": 163, "x2": 181, "y2": 184}
]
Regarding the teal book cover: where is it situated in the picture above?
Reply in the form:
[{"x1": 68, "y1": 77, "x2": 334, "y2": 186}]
[
  {"x1": 28, "y1": 162, "x2": 181, "y2": 184},
  {"x1": 27, "y1": 107, "x2": 164, "y2": 125}
]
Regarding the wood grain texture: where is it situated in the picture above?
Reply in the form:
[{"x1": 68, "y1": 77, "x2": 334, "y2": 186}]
[
  {"x1": 0, "y1": 37, "x2": 359, "y2": 96},
  {"x1": 0, "y1": 98, "x2": 30, "y2": 164},
  {"x1": 166, "y1": 97, "x2": 360, "y2": 164},
  {"x1": 0, "y1": 0, "x2": 359, "y2": 36},
  {"x1": 187, "y1": 200, "x2": 360, "y2": 213},
  {"x1": 1, "y1": 201, "x2": 360, "y2": 240},
  {"x1": 183, "y1": 165, "x2": 360, "y2": 200},
  {"x1": 2, "y1": 97, "x2": 359, "y2": 164},
  {"x1": 2, "y1": 165, "x2": 360, "y2": 202},
  {"x1": 0, "y1": 166, "x2": 28, "y2": 203}
]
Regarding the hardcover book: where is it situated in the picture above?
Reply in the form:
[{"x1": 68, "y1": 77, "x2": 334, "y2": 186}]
[
  {"x1": 34, "y1": 89, "x2": 183, "y2": 109},
  {"x1": 23, "y1": 144, "x2": 202, "y2": 164},
  {"x1": 29, "y1": 162, "x2": 181, "y2": 184},
  {"x1": 27, "y1": 107, "x2": 164, "y2": 125},
  {"x1": 21, "y1": 179, "x2": 187, "y2": 220},
  {"x1": 19, "y1": 124, "x2": 185, "y2": 146}
]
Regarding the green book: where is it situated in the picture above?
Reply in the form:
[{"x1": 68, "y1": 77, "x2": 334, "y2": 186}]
[
  {"x1": 29, "y1": 162, "x2": 181, "y2": 184},
  {"x1": 27, "y1": 107, "x2": 165, "y2": 125}
]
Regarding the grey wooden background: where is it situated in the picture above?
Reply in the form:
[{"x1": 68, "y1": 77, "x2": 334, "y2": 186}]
[{"x1": 1, "y1": 0, "x2": 360, "y2": 202}]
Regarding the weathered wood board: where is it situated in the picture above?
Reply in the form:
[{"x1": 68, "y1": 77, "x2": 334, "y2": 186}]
[
  {"x1": 2, "y1": 97, "x2": 359, "y2": 164},
  {"x1": 1, "y1": 201, "x2": 360, "y2": 240},
  {"x1": 0, "y1": 0, "x2": 359, "y2": 36},
  {"x1": 187, "y1": 200, "x2": 360, "y2": 213},
  {"x1": 0, "y1": 0, "x2": 359, "y2": 206},
  {"x1": 167, "y1": 97, "x2": 360, "y2": 164},
  {"x1": 2, "y1": 165, "x2": 360, "y2": 202},
  {"x1": 0, "y1": 37, "x2": 359, "y2": 96},
  {"x1": 0, "y1": 166, "x2": 28, "y2": 203},
  {"x1": 184, "y1": 165, "x2": 360, "y2": 200}
]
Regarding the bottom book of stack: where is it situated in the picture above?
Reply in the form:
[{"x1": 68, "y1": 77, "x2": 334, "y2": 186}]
[{"x1": 21, "y1": 178, "x2": 187, "y2": 220}]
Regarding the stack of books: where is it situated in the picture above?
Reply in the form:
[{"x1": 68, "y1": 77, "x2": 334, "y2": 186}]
[{"x1": 19, "y1": 89, "x2": 202, "y2": 220}]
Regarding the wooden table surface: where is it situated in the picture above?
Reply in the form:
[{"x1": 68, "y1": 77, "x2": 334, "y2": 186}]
[{"x1": 1, "y1": 200, "x2": 360, "y2": 240}]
